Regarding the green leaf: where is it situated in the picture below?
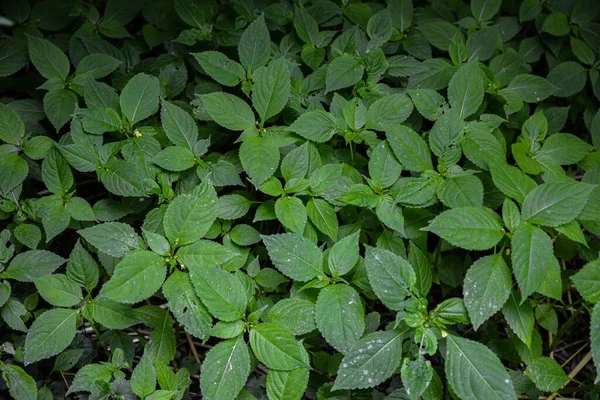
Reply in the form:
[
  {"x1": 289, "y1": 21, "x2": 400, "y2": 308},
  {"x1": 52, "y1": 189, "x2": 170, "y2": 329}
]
[
  {"x1": 464, "y1": 253, "x2": 512, "y2": 330},
  {"x1": 591, "y1": 303, "x2": 600, "y2": 382},
  {"x1": 13, "y1": 224, "x2": 41, "y2": 250},
  {"x1": 506, "y1": 74, "x2": 557, "y2": 103},
  {"x1": 408, "y1": 89, "x2": 446, "y2": 121},
  {"x1": 97, "y1": 159, "x2": 147, "y2": 197},
  {"x1": 239, "y1": 136, "x2": 280, "y2": 184},
  {"x1": 448, "y1": 61, "x2": 484, "y2": 119},
  {"x1": 217, "y1": 194, "x2": 251, "y2": 220},
  {"x1": 162, "y1": 270, "x2": 212, "y2": 339},
  {"x1": 75, "y1": 54, "x2": 122, "y2": 79},
  {"x1": 326, "y1": 54, "x2": 364, "y2": 93},
  {"x1": 238, "y1": 14, "x2": 271, "y2": 73},
  {"x1": 524, "y1": 357, "x2": 568, "y2": 392},
  {"x1": 0, "y1": 38, "x2": 29, "y2": 78},
  {"x1": 307, "y1": 198, "x2": 339, "y2": 240},
  {"x1": 163, "y1": 183, "x2": 218, "y2": 247},
  {"x1": 176, "y1": 240, "x2": 237, "y2": 268},
  {"x1": 2, "y1": 364, "x2": 37, "y2": 400},
  {"x1": 202, "y1": 93, "x2": 256, "y2": 131},
  {"x1": 521, "y1": 181, "x2": 594, "y2": 227},
  {"x1": 368, "y1": 140, "x2": 402, "y2": 188},
  {"x1": 328, "y1": 230, "x2": 360, "y2": 277},
  {"x1": 24, "y1": 308, "x2": 78, "y2": 364},
  {"x1": 188, "y1": 264, "x2": 247, "y2": 322},
  {"x1": 428, "y1": 108, "x2": 463, "y2": 162},
  {"x1": 539, "y1": 133, "x2": 592, "y2": 165},
  {"x1": 249, "y1": 323, "x2": 309, "y2": 370},
  {"x1": 87, "y1": 298, "x2": 139, "y2": 329},
  {"x1": 445, "y1": 335, "x2": 516, "y2": 400},
  {"x1": 119, "y1": 73, "x2": 160, "y2": 125},
  {"x1": 386, "y1": 125, "x2": 433, "y2": 172},
  {"x1": 27, "y1": 34, "x2": 70, "y2": 80},
  {"x1": 66, "y1": 240, "x2": 99, "y2": 290},
  {"x1": 100, "y1": 251, "x2": 166, "y2": 304},
  {"x1": 511, "y1": 223, "x2": 558, "y2": 299},
  {"x1": 502, "y1": 290, "x2": 535, "y2": 347},
  {"x1": 364, "y1": 246, "x2": 416, "y2": 310},
  {"x1": 571, "y1": 260, "x2": 600, "y2": 304},
  {"x1": 80, "y1": 107, "x2": 122, "y2": 134},
  {"x1": 0, "y1": 103, "x2": 25, "y2": 144},
  {"x1": 0, "y1": 154, "x2": 28, "y2": 194},
  {"x1": 288, "y1": 110, "x2": 337, "y2": 143},
  {"x1": 160, "y1": 101, "x2": 199, "y2": 149},
  {"x1": 267, "y1": 298, "x2": 316, "y2": 336},
  {"x1": 153, "y1": 146, "x2": 196, "y2": 171},
  {"x1": 6, "y1": 250, "x2": 66, "y2": 282},
  {"x1": 266, "y1": 367, "x2": 309, "y2": 400},
  {"x1": 419, "y1": 20, "x2": 459, "y2": 51},
  {"x1": 144, "y1": 308, "x2": 176, "y2": 364},
  {"x1": 333, "y1": 330, "x2": 404, "y2": 390},
  {"x1": 1, "y1": 299, "x2": 27, "y2": 332},
  {"x1": 275, "y1": 196, "x2": 307, "y2": 234},
  {"x1": 200, "y1": 336, "x2": 251, "y2": 400},
  {"x1": 547, "y1": 62, "x2": 587, "y2": 97},
  {"x1": 489, "y1": 162, "x2": 537, "y2": 203},
  {"x1": 43, "y1": 88, "x2": 78, "y2": 131},
  {"x1": 471, "y1": 0, "x2": 502, "y2": 21},
  {"x1": 131, "y1": 357, "x2": 157, "y2": 398},
  {"x1": 35, "y1": 274, "x2": 82, "y2": 307},
  {"x1": 437, "y1": 175, "x2": 484, "y2": 209},
  {"x1": 541, "y1": 12, "x2": 570, "y2": 36},
  {"x1": 365, "y1": 94, "x2": 413, "y2": 131},
  {"x1": 192, "y1": 51, "x2": 246, "y2": 87},
  {"x1": 261, "y1": 233, "x2": 325, "y2": 282},
  {"x1": 423, "y1": 207, "x2": 505, "y2": 251},
  {"x1": 78, "y1": 222, "x2": 143, "y2": 257},
  {"x1": 67, "y1": 363, "x2": 113, "y2": 394},
  {"x1": 401, "y1": 356, "x2": 433, "y2": 400},
  {"x1": 253, "y1": 57, "x2": 290, "y2": 122},
  {"x1": 316, "y1": 284, "x2": 365, "y2": 354},
  {"x1": 42, "y1": 147, "x2": 73, "y2": 195}
]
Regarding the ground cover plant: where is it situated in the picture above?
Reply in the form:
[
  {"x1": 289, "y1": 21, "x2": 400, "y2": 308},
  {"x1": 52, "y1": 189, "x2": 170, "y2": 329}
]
[{"x1": 0, "y1": 0, "x2": 600, "y2": 398}]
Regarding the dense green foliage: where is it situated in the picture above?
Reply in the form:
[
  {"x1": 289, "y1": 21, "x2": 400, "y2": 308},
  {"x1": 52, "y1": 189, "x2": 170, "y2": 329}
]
[{"x1": 1, "y1": 0, "x2": 600, "y2": 399}]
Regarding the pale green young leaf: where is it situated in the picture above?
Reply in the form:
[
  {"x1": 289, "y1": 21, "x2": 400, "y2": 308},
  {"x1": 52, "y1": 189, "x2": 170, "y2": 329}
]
[
  {"x1": 464, "y1": 253, "x2": 512, "y2": 330},
  {"x1": 27, "y1": 34, "x2": 70, "y2": 80},
  {"x1": 252, "y1": 57, "x2": 290, "y2": 122},
  {"x1": 35, "y1": 274, "x2": 82, "y2": 307},
  {"x1": 239, "y1": 136, "x2": 280, "y2": 184},
  {"x1": 192, "y1": 51, "x2": 246, "y2": 87},
  {"x1": 315, "y1": 284, "x2": 365, "y2": 354},
  {"x1": 163, "y1": 270, "x2": 212, "y2": 339},
  {"x1": 238, "y1": 14, "x2": 271, "y2": 73},
  {"x1": 78, "y1": 222, "x2": 143, "y2": 257},
  {"x1": 249, "y1": 323, "x2": 310, "y2": 370},
  {"x1": 448, "y1": 61, "x2": 484, "y2": 119},
  {"x1": 266, "y1": 367, "x2": 309, "y2": 400},
  {"x1": 188, "y1": 264, "x2": 247, "y2": 322},
  {"x1": 200, "y1": 336, "x2": 251, "y2": 400},
  {"x1": 307, "y1": 198, "x2": 338, "y2": 240},
  {"x1": 502, "y1": 290, "x2": 535, "y2": 347},
  {"x1": 571, "y1": 260, "x2": 600, "y2": 304},
  {"x1": 24, "y1": 308, "x2": 78, "y2": 364},
  {"x1": 261, "y1": 233, "x2": 325, "y2": 282},
  {"x1": 288, "y1": 110, "x2": 337, "y2": 143},
  {"x1": 511, "y1": 223, "x2": 558, "y2": 299},
  {"x1": 161, "y1": 100, "x2": 198, "y2": 149},
  {"x1": 524, "y1": 357, "x2": 568, "y2": 392},
  {"x1": 275, "y1": 196, "x2": 307, "y2": 234},
  {"x1": 521, "y1": 181, "x2": 594, "y2": 227},
  {"x1": 119, "y1": 73, "x2": 160, "y2": 125},
  {"x1": 164, "y1": 182, "x2": 218, "y2": 247},
  {"x1": 100, "y1": 250, "x2": 166, "y2": 304},
  {"x1": 333, "y1": 331, "x2": 404, "y2": 390},
  {"x1": 364, "y1": 246, "x2": 416, "y2": 310},
  {"x1": 423, "y1": 207, "x2": 505, "y2": 251},
  {"x1": 445, "y1": 335, "x2": 517, "y2": 400}
]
